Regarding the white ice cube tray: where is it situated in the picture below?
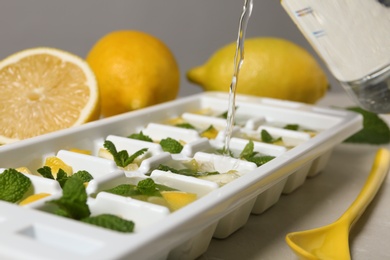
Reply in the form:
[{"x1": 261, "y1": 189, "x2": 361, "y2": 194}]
[{"x1": 0, "y1": 92, "x2": 362, "y2": 260}]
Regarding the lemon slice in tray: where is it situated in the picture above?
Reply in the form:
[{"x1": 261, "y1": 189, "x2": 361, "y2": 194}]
[{"x1": 0, "y1": 47, "x2": 100, "y2": 144}]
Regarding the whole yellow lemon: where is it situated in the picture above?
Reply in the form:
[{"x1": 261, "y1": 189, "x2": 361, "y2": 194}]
[
  {"x1": 187, "y1": 37, "x2": 328, "y2": 104},
  {"x1": 86, "y1": 30, "x2": 180, "y2": 117}
]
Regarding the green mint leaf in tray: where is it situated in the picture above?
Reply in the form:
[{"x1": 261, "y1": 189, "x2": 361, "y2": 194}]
[
  {"x1": 46, "y1": 177, "x2": 90, "y2": 220},
  {"x1": 128, "y1": 131, "x2": 153, "y2": 142},
  {"x1": 0, "y1": 168, "x2": 32, "y2": 203},
  {"x1": 160, "y1": 137, "x2": 183, "y2": 154},
  {"x1": 81, "y1": 214, "x2": 135, "y2": 233},
  {"x1": 104, "y1": 140, "x2": 148, "y2": 167}
]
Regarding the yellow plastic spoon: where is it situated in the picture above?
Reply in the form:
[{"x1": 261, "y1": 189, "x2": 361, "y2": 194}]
[{"x1": 286, "y1": 148, "x2": 390, "y2": 260}]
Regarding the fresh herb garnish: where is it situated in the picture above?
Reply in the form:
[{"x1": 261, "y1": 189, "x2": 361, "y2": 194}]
[
  {"x1": 104, "y1": 184, "x2": 139, "y2": 197},
  {"x1": 175, "y1": 123, "x2": 196, "y2": 129},
  {"x1": 104, "y1": 178, "x2": 177, "y2": 198},
  {"x1": 239, "y1": 140, "x2": 275, "y2": 166},
  {"x1": 103, "y1": 140, "x2": 148, "y2": 167},
  {"x1": 159, "y1": 138, "x2": 183, "y2": 154},
  {"x1": 239, "y1": 140, "x2": 257, "y2": 159},
  {"x1": 38, "y1": 166, "x2": 93, "y2": 188},
  {"x1": 137, "y1": 178, "x2": 158, "y2": 196},
  {"x1": 284, "y1": 124, "x2": 299, "y2": 131},
  {"x1": 72, "y1": 170, "x2": 94, "y2": 183},
  {"x1": 128, "y1": 131, "x2": 153, "y2": 142},
  {"x1": 81, "y1": 214, "x2": 134, "y2": 233},
  {"x1": 47, "y1": 177, "x2": 134, "y2": 233},
  {"x1": 0, "y1": 168, "x2": 32, "y2": 203},
  {"x1": 56, "y1": 169, "x2": 69, "y2": 188},
  {"x1": 157, "y1": 164, "x2": 219, "y2": 177},
  {"x1": 37, "y1": 166, "x2": 56, "y2": 180},
  {"x1": 344, "y1": 107, "x2": 390, "y2": 144},
  {"x1": 246, "y1": 155, "x2": 275, "y2": 166},
  {"x1": 46, "y1": 177, "x2": 90, "y2": 219},
  {"x1": 261, "y1": 129, "x2": 282, "y2": 143}
]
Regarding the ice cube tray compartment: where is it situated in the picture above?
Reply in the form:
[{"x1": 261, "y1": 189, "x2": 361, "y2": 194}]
[
  {"x1": 0, "y1": 168, "x2": 63, "y2": 209},
  {"x1": 88, "y1": 192, "x2": 170, "y2": 232},
  {"x1": 0, "y1": 92, "x2": 362, "y2": 260}
]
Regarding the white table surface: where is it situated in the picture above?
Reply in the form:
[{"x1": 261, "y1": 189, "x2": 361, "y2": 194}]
[{"x1": 200, "y1": 91, "x2": 390, "y2": 260}]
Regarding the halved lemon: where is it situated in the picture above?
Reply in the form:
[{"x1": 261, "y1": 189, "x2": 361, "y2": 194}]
[{"x1": 0, "y1": 47, "x2": 100, "y2": 144}]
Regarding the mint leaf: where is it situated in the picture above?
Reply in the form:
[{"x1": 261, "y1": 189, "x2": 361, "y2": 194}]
[
  {"x1": 116, "y1": 150, "x2": 131, "y2": 167},
  {"x1": 46, "y1": 177, "x2": 90, "y2": 220},
  {"x1": 344, "y1": 107, "x2": 390, "y2": 144},
  {"x1": 104, "y1": 140, "x2": 148, "y2": 167},
  {"x1": 137, "y1": 178, "x2": 159, "y2": 196},
  {"x1": 246, "y1": 155, "x2": 275, "y2": 166},
  {"x1": 81, "y1": 214, "x2": 134, "y2": 233},
  {"x1": 156, "y1": 164, "x2": 219, "y2": 177},
  {"x1": 156, "y1": 164, "x2": 179, "y2": 173},
  {"x1": 261, "y1": 129, "x2": 281, "y2": 143},
  {"x1": 0, "y1": 169, "x2": 32, "y2": 203},
  {"x1": 37, "y1": 166, "x2": 55, "y2": 179},
  {"x1": 72, "y1": 170, "x2": 94, "y2": 183},
  {"x1": 284, "y1": 124, "x2": 299, "y2": 131},
  {"x1": 104, "y1": 181, "x2": 177, "y2": 198},
  {"x1": 240, "y1": 140, "x2": 258, "y2": 159},
  {"x1": 160, "y1": 138, "x2": 183, "y2": 154},
  {"x1": 104, "y1": 184, "x2": 140, "y2": 197},
  {"x1": 128, "y1": 131, "x2": 153, "y2": 142},
  {"x1": 38, "y1": 166, "x2": 93, "y2": 189},
  {"x1": 56, "y1": 169, "x2": 69, "y2": 188},
  {"x1": 175, "y1": 123, "x2": 196, "y2": 129},
  {"x1": 126, "y1": 148, "x2": 148, "y2": 166}
]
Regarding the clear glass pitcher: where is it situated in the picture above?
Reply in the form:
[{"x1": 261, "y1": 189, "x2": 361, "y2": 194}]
[{"x1": 281, "y1": 0, "x2": 390, "y2": 113}]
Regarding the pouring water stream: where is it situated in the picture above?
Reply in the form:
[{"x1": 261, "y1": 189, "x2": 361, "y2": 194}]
[{"x1": 223, "y1": 0, "x2": 253, "y2": 155}]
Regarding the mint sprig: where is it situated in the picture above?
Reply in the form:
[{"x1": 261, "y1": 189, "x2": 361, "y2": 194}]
[
  {"x1": 47, "y1": 177, "x2": 134, "y2": 233},
  {"x1": 46, "y1": 177, "x2": 90, "y2": 219},
  {"x1": 104, "y1": 184, "x2": 139, "y2": 197},
  {"x1": 38, "y1": 166, "x2": 93, "y2": 188},
  {"x1": 240, "y1": 140, "x2": 275, "y2": 166},
  {"x1": 103, "y1": 140, "x2": 148, "y2": 167},
  {"x1": 239, "y1": 140, "x2": 257, "y2": 159},
  {"x1": 104, "y1": 178, "x2": 176, "y2": 198},
  {"x1": 128, "y1": 131, "x2": 153, "y2": 142},
  {"x1": 81, "y1": 214, "x2": 134, "y2": 233}
]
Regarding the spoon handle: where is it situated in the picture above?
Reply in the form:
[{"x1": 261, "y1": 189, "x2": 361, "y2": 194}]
[{"x1": 339, "y1": 148, "x2": 390, "y2": 228}]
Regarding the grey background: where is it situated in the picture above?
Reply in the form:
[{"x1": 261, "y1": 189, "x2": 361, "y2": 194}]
[{"x1": 0, "y1": 0, "x2": 341, "y2": 97}]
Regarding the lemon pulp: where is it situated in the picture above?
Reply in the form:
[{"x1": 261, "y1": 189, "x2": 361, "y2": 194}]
[{"x1": 0, "y1": 47, "x2": 100, "y2": 144}]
